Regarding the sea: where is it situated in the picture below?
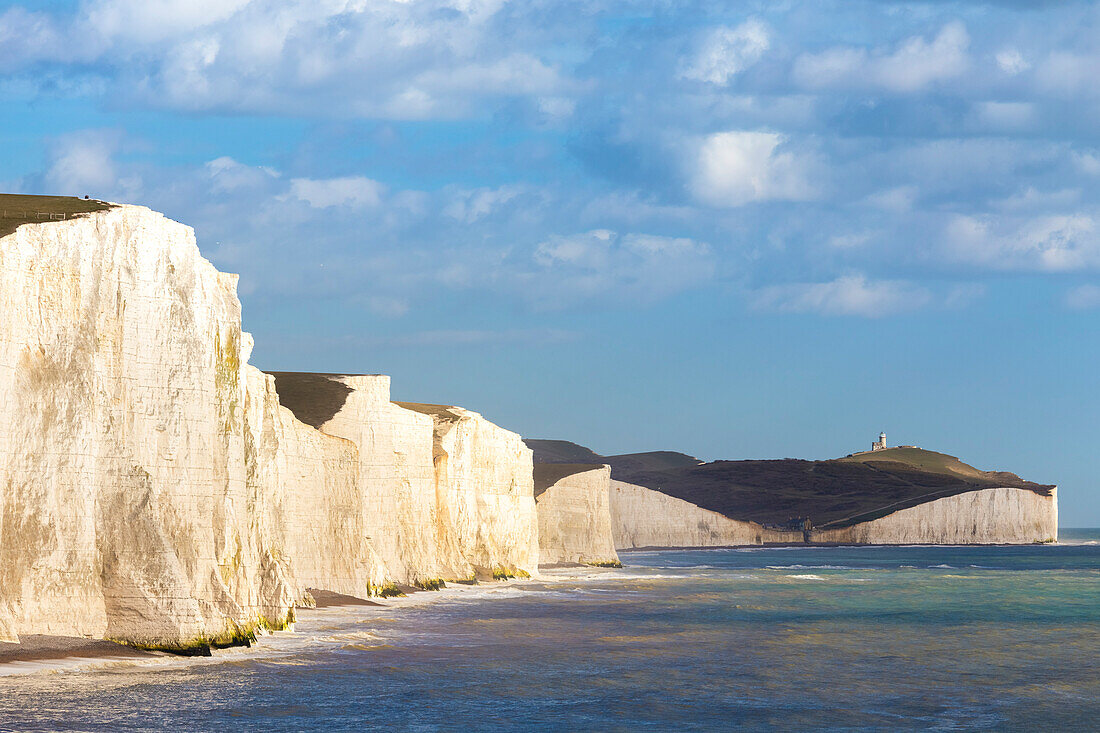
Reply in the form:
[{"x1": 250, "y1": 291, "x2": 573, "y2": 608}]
[{"x1": 1, "y1": 531, "x2": 1098, "y2": 732}]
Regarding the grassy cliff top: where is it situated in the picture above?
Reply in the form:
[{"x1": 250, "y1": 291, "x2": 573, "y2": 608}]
[
  {"x1": 0, "y1": 194, "x2": 113, "y2": 238},
  {"x1": 838, "y1": 446, "x2": 987, "y2": 475}
]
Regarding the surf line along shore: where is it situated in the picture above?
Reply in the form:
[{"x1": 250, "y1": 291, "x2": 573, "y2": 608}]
[{"x1": 0, "y1": 571, "x2": 603, "y2": 675}]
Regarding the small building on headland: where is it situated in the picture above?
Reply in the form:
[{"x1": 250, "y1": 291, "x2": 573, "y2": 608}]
[{"x1": 845, "y1": 432, "x2": 919, "y2": 459}]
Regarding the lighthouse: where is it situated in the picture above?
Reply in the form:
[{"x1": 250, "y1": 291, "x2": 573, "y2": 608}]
[{"x1": 872, "y1": 432, "x2": 887, "y2": 451}]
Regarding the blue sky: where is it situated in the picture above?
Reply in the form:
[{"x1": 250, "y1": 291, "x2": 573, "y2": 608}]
[{"x1": 2, "y1": 0, "x2": 1098, "y2": 523}]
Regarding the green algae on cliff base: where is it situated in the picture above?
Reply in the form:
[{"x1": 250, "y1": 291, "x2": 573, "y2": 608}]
[
  {"x1": 491, "y1": 567, "x2": 532, "y2": 581},
  {"x1": 414, "y1": 578, "x2": 447, "y2": 591},
  {"x1": 109, "y1": 612, "x2": 297, "y2": 657},
  {"x1": 450, "y1": 574, "x2": 479, "y2": 585},
  {"x1": 368, "y1": 582, "x2": 406, "y2": 598},
  {"x1": 584, "y1": 560, "x2": 624, "y2": 568}
]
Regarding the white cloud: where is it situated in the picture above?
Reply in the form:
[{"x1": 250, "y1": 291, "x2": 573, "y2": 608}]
[
  {"x1": 864, "y1": 186, "x2": 917, "y2": 213},
  {"x1": 690, "y1": 131, "x2": 816, "y2": 207},
  {"x1": 536, "y1": 96, "x2": 575, "y2": 119},
  {"x1": 38, "y1": 130, "x2": 141, "y2": 200},
  {"x1": 1064, "y1": 284, "x2": 1100, "y2": 310},
  {"x1": 444, "y1": 185, "x2": 524, "y2": 223},
  {"x1": 828, "y1": 232, "x2": 874, "y2": 249},
  {"x1": 363, "y1": 295, "x2": 410, "y2": 318},
  {"x1": 85, "y1": 0, "x2": 252, "y2": 45},
  {"x1": 206, "y1": 156, "x2": 279, "y2": 192},
  {"x1": 996, "y1": 49, "x2": 1030, "y2": 75},
  {"x1": 971, "y1": 101, "x2": 1035, "y2": 131},
  {"x1": 681, "y1": 18, "x2": 770, "y2": 85},
  {"x1": 0, "y1": 0, "x2": 575, "y2": 119},
  {"x1": 994, "y1": 187, "x2": 1080, "y2": 213},
  {"x1": 0, "y1": 7, "x2": 66, "y2": 63},
  {"x1": 289, "y1": 176, "x2": 385, "y2": 208},
  {"x1": 793, "y1": 22, "x2": 969, "y2": 93},
  {"x1": 945, "y1": 213, "x2": 1100, "y2": 272},
  {"x1": 752, "y1": 274, "x2": 935, "y2": 317},
  {"x1": 1034, "y1": 52, "x2": 1097, "y2": 97},
  {"x1": 1075, "y1": 151, "x2": 1100, "y2": 176},
  {"x1": 527, "y1": 229, "x2": 713, "y2": 307},
  {"x1": 388, "y1": 328, "x2": 577, "y2": 347}
]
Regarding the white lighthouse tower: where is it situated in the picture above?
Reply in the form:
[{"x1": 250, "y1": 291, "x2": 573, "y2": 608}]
[{"x1": 872, "y1": 431, "x2": 887, "y2": 451}]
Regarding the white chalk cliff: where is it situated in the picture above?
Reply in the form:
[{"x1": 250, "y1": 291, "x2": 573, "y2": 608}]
[
  {"x1": 0, "y1": 205, "x2": 538, "y2": 648},
  {"x1": 610, "y1": 479, "x2": 1057, "y2": 550},
  {"x1": 534, "y1": 464, "x2": 620, "y2": 566},
  {"x1": 810, "y1": 487, "x2": 1058, "y2": 545},
  {"x1": 609, "y1": 480, "x2": 802, "y2": 549},
  {"x1": 396, "y1": 402, "x2": 539, "y2": 580}
]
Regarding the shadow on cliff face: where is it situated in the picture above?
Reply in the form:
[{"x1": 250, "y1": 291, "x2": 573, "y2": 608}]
[{"x1": 267, "y1": 373, "x2": 355, "y2": 429}]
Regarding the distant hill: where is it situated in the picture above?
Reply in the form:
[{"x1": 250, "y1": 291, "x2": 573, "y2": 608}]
[
  {"x1": 621, "y1": 447, "x2": 1053, "y2": 530},
  {"x1": 603, "y1": 451, "x2": 702, "y2": 476},
  {"x1": 524, "y1": 439, "x2": 604, "y2": 464},
  {"x1": 524, "y1": 439, "x2": 701, "y2": 484},
  {"x1": 526, "y1": 439, "x2": 1053, "y2": 531}
]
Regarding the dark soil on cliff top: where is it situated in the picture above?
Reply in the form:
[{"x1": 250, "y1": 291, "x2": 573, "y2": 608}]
[{"x1": 0, "y1": 194, "x2": 113, "y2": 238}]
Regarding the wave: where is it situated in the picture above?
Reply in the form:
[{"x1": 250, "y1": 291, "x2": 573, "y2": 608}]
[{"x1": 764, "y1": 564, "x2": 860, "y2": 570}]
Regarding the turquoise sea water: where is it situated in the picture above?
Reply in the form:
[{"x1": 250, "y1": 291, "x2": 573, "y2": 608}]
[{"x1": 2, "y1": 532, "x2": 1098, "y2": 731}]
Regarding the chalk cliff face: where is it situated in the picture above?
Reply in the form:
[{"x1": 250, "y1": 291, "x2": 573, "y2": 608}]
[
  {"x1": 810, "y1": 487, "x2": 1058, "y2": 545},
  {"x1": 610, "y1": 479, "x2": 1058, "y2": 549},
  {"x1": 273, "y1": 377, "x2": 542, "y2": 586},
  {"x1": 396, "y1": 403, "x2": 539, "y2": 580},
  {"x1": 305, "y1": 377, "x2": 441, "y2": 585},
  {"x1": 0, "y1": 205, "x2": 540, "y2": 647},
  {"x1": 609, "y1": 480, "x2": 801, "y2": 550},
  {"x1": 534, "y1": 464, "x2": 619, "y2": 566},
  {"x1": 257, "y1": 384, "x2": 389, "y2": 599},
  {"x1": 0, "y1": 206, "x2": 303, "y2": 646}
]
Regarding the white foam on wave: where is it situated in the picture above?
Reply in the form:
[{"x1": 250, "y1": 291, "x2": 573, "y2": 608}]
[{"x1": 764, "y1": 564, "x2": 859, "y2": 571}]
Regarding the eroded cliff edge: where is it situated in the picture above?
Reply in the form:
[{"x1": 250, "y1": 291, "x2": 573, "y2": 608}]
[
  {"x1": 0, "y1": 203, "x2": 539, "y2": 647},
  {"x1": 534, "y1": 464, "x2": 620, "y2": 566}
]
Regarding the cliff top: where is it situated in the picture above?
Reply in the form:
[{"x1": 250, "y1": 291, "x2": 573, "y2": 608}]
[
  {"x1": 602, "y1": 450, "x2": 702, "y2": 474},
  {"x1": 0, "y1": 193, "x2": 114, "y2": 238},
  {"x1": 394, "y1": 402, "x2": 463, "y2": 422},
  {"x1": 836, "y1": 446, "x2": 1019, "y2": 483},
  {"x1": 533, "y1": 462, "x2": 608, "y2": 498},
  {"x1": 524, "y1": 439, "x2": 604, "y2": 464},
  {"x1": 525, "y1": 439, "x2": 700, "y2": 471}
]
